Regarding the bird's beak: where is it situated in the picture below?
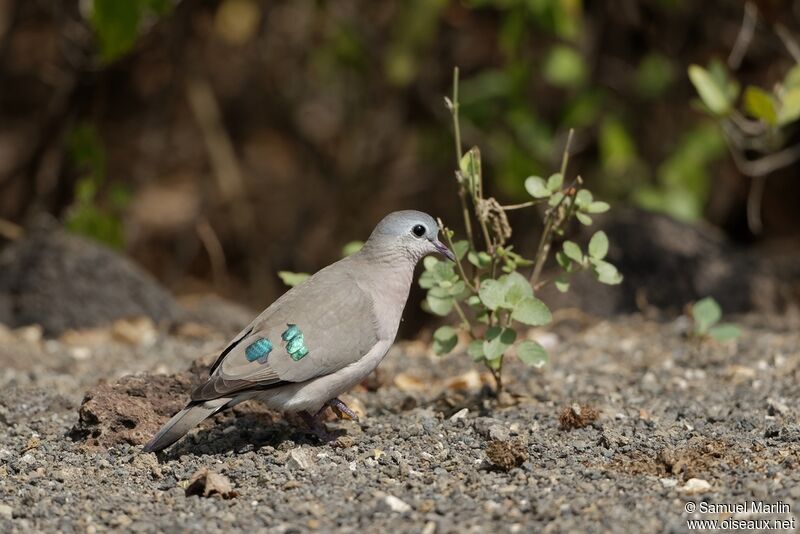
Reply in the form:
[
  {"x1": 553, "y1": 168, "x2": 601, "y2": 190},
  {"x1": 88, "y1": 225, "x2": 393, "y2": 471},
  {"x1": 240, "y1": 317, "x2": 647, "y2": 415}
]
[{"x1": 431, "y1": 239, "x2": 456, "y2": 262}]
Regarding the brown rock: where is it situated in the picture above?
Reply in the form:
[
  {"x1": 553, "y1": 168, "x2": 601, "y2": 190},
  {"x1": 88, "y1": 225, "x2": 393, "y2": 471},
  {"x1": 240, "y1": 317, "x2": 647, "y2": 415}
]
[
  {"x1": 70, "y1": 372, "x2": 201, "y2": 449},
  {"x1": 185, "y1": 468, "x2": 237, "y2": 499}
]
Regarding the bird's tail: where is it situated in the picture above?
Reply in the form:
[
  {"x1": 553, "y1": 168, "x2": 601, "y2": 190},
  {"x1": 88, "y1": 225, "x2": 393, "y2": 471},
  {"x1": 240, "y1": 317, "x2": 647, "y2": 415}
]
[{"x1": 142, "y1": 397, "x2": 232, "y2": 453}]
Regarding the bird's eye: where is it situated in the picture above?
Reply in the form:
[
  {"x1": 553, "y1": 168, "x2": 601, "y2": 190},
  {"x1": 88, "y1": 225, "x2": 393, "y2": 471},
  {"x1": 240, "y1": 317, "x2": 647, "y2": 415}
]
[{"x1": 411, "y1": 224, "x2": 426, "y2": 238}]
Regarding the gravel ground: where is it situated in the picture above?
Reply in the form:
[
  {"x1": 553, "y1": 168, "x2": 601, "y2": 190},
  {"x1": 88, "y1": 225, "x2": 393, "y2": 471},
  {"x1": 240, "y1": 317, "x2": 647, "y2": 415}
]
[{"x1": 0, "y1": 311, "x2": 798, "y2": 533}]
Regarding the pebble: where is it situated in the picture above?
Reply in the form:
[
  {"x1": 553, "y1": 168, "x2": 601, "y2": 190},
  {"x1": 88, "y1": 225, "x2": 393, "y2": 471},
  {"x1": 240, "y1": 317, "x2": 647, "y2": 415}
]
[
  {"x1": 383, "y1": 495, "x2": 412, "y2": 513},
  {"x1": 0, "y1": 504, "x2": 12, "y2": 519},
  {"x1": 288, "y1": 448, "x2": 314, "y2": 470},
  {"x1": 680, "y1": 478, "x2": 711, "y2": 494},
  {"x1": 449, "y1": 408, "x2": 469, "y2": 421}
]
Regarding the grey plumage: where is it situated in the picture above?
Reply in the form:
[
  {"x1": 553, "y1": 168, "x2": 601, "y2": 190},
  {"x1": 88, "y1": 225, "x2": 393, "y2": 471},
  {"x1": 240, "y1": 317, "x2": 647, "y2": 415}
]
[{"x1": 143, "y1": 210, "x2": 453, "y2": 453}]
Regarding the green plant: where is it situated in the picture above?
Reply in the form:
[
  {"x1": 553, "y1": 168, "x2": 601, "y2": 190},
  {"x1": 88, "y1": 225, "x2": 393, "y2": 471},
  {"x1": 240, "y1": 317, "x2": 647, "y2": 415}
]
[
  {"x1": 688, "y1": 54, "x2": 800, "y2": 232},
  {"x1": 690, "y1": 297, "x2": 741, "y2": 342},
  {"x1": 421, "y1": 68, "x2": 622, "y2": 392},
  {"x1": 65, "y1": 123, "x2": 129, "y2": 248},
  {"x1": 87, "y1": 0, "x2": 173, "y2": 63}
]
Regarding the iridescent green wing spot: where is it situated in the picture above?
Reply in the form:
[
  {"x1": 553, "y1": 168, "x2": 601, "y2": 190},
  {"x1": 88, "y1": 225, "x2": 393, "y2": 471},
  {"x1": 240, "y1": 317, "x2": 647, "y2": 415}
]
[
  {"x1": 282, "y1": 324, "x2": 309, "y2": 361},
  {"x1": 245, "y1": 338, "x2": 273, "y2": 364}
]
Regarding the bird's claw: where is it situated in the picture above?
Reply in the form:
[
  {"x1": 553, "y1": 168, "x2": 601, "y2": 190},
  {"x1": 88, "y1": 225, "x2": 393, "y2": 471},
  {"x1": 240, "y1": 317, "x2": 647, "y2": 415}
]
[{"x1": 327, "y1": 397, "x2": 360, "y2": 422}]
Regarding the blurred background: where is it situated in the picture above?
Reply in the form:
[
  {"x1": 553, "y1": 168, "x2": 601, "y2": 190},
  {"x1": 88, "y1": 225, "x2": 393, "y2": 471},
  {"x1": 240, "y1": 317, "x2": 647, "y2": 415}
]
[{"x1": 1, "y1": 0, "x2": 799, "y2": 323}]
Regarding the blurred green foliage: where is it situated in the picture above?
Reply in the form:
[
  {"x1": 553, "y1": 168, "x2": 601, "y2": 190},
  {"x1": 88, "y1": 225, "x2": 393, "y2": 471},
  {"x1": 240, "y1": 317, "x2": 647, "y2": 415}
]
[
  {"x1": 89, "y1": 0, "x2": 173, "y2": 62},
  {"x1": 65, "y1": 123, "x2": 129, "y2": 248}
]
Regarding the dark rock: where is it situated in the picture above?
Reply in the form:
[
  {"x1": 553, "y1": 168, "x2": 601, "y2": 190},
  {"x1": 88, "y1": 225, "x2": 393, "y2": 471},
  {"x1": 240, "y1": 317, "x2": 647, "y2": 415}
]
[
  {"x1": 0, "y1": 229, "x2": 184, "y2": 335},
  {"x1": 539, "y1": 208, "x2": 791, "y2": 315}
]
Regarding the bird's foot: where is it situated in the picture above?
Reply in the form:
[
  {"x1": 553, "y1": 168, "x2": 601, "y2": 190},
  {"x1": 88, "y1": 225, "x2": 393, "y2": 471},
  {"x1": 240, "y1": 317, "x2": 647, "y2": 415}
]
[
  {"x1": 299, "y1": 410, "x2": 337, "y2": 443},
  {"x1": 326, "y1": 397, "x2": 360, "y2": 422}
]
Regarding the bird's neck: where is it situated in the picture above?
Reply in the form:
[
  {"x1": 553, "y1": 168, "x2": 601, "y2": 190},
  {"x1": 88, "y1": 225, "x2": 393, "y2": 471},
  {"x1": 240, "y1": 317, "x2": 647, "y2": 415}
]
[{"x1": 349, "y1": 247, "x2": 417, "y2": 337}]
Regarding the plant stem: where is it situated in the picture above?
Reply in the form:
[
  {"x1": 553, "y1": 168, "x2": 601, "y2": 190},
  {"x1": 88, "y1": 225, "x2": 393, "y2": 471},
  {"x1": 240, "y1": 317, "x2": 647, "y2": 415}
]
[
  {"x1": 452, "y1": 300, "x2": 473, "y2": 335},
  {"x1": 560, "y1": 128, "x2": 575, "y2": 177},
  {"x1": 449, "y1": 67, "x2": 476, "y2": 251},
  {"x1": 500, "y1": 200, "x2": 541, "y2": 210},
  {"x1": 439, "y1": 219, "x2": 477, "y2": 293},
  {"x1": 529, "y1": 129, "x2": 576, "y2": 287}
]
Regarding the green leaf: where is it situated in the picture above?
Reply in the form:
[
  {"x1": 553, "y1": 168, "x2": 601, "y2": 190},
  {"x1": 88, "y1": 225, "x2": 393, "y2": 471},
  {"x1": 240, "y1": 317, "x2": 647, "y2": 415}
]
[
  {"x1": 452, "y1": 240, "x2": 470, "y2": 261},
  {"x1": 586, "y1": 201, "x2": 610, "y2": 214},
  {"x1": 555, "y1": 277, "x2": 570, "y2": 293},
  {"x1": 778, "y1": 88, "x2": 800, "y2": 126},
  {"x1": 592, "y1": 260, "x2": 623, "y2": 285},
  {"x1": 341, "y1": 240, "x2": 363, "y2": 257},
  {"x1": 479, "y1": 279, "x2": 506, "y2": 311},
  {"x1": 483, "y1": 327, "x2": 517, "y2": 360},
  {"x1": 547, "y1": 173, "x2": 563, "y2": 192},
  {"x1": 588, "y1": 231, "x2": 609, "y2": 260},
  {"x1": 459, "y1": 147, "x2": 481, "y2": 191},
  {"x1": 688, "y1": 64, "x2": 733, "y2": 116},
  {"x1": 423, "y1": 256, "x2": 439, "y2": 271},
  {"x1": 575, "y1": 189, "x2": 593, "y2": 208},
  {"x1": 278, "y1": 271, "x2": 310, "y2": 287},
  {"x1": 432, "y1": 326, "x2": 458, "y2": 355},
  {"x1": 563, "y1": 241, "x2": 583, "y2": 263},
  {"x1": 511, "y1": 297, "x2": 552, "y2": 326},
  {"x1": 468, "y1": 250, "x2": 492, "y2": 269},
  {"x1": 90, "y1": 0, "x2": 143, "y2": 62},
  {"x1": 502, "y1": 272, "x2": 533, "y2": 308},
  {"x1": 543, "y1": 45, "x2": 586, "y2": 88},
  {"x1": 708, "y1": 323, "x2": 741, "y2": 342},
  {"x1": 524, "y1": 176, "x2": 550, "y2": 198},
  {"x1": 548, "y1": 191, "x2": 565, "y2": 207},
  {"x1": 427, "y1": 295, "x2": 454, "y2": 316},
  {"x1": 555, "y1": 251, "x2": 572, "y2": 270},
  {"x1": 419, "y1": 270, "x2": 436, "y2": 289},
  {"x1": 784, "y1": 65, "x2": 800, "y2": 89},
  {"x1": 516, "y1": 340, "x2": 549, "y2": 368},
  {"x1": 744, "y1": 86, "x2": 777, "y2": 125},
  {"x1": 692, "y1": 297, "x2": 722, "y2": 334},
  {"x1": 467, "y1": 340, "x2": 485, "y2": 361},
  {"x1": 575, "y1": 212, "x2": 592, "y2": 226},
  {"x1": 466, "y1": 295, "x2": 482, "y2": 308}
]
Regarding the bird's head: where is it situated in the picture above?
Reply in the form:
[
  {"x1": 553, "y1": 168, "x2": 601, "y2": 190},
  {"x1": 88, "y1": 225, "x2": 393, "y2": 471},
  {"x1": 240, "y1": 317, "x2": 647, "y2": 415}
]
[{"x1": 363, "y1": 210, "x2": 455, "y2": 263}]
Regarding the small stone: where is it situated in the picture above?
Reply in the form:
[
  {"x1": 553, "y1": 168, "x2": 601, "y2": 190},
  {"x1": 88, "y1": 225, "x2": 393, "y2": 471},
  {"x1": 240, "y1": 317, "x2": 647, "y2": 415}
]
[
  {"x1": 680, "y1": 478, "x2": 711, "y2": 494},
  {"x1": 288, "y1": 448, "x2": 314, "y2": 470},
  {"x1": 449, "y1": 408, "x2": 469, "y2": 421},
  {"x1": 383, "y1": 495, "x2": 412, "y2": 513},
  {"x1": 487, "y1": 425, "x2": 510, "y2": 441},
  {"x1": 0, "y1": 504, "x2": 12, "y2": 519},
  {"x1": 14, "y1": 325, "x2": 42, "y2": 343},
  {"x1": 184, "y1": 468, "x2": 236, "y2": 499},
  {"x1": 659, "y1": 478, "x2": 678, "y2": 488}
]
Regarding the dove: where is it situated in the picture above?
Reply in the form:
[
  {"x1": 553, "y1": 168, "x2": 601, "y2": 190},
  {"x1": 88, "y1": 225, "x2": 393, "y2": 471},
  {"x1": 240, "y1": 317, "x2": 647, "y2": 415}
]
[{"x1": 143, "y1": 210, "x2": 455, "y2": 452}]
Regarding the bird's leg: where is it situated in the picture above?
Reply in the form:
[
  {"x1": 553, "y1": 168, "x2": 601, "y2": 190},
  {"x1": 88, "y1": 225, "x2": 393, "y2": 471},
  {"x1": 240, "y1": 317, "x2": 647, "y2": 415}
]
[
  {"x1": 326, "y1": 397, "x2": 359, "y2": 422},
  {"x1": 298, "y1": 410, "x2": 335, "y2": 443}
]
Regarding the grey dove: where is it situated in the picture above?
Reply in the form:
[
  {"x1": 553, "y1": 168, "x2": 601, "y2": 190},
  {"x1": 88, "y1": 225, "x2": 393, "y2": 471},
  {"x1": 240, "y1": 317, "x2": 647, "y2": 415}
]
[{"x1": 143, "y1": 210, "x2": 454, "y2": 452}]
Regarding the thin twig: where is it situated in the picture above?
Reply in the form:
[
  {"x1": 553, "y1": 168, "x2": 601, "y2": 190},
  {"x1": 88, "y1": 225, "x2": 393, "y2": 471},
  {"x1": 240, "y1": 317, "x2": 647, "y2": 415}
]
[
  {"x1": 775, "y1": 23, "x2": 800, "y2": 64},
  {"x1": 452, "y1": 300, "x2": 474, "y2": 336},
  {"x1": 728, "y1": 2, "x2": 758, "y2": 69},
  {"x1": 727, "y1": 140, "x2": 800, "y2": 177},
  {"x1": 196, "y1": 218, "x2": 228, "y2": 287},
  {"x1": 559, "y1": 129, "x2": 575, "y2": 177},
  {"x1": 747, "y1": 175, "x2": 766, "y2": 234},
  {"x1": 500, "y1": 200, "x2": 542, "y2": 210},
  {"x1": 448, "y1": 67, "x2": 475, "y2": 250},
  {"x1": 529, "y1": 132, "x2": 576, "y2": 287}
]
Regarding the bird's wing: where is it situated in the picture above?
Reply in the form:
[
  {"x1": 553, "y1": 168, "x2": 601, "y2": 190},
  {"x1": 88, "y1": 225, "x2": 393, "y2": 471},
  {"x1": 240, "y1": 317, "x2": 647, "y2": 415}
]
[{"x1": 192, "y1": 262, "x2": 380, "y2": 401}]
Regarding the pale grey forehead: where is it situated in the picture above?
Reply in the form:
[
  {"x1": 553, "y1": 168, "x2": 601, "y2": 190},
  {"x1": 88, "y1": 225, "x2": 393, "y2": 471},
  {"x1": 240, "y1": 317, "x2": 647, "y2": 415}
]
[{"x1": 372, "y1": 210, "x2": 438, "y2": 237}]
